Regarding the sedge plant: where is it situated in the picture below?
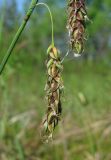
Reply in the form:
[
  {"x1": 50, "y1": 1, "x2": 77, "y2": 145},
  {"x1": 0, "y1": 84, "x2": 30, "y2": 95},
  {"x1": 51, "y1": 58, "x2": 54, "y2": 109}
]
[{"x1": 0, "y1": 0, "x2": 88, "y2": 139}]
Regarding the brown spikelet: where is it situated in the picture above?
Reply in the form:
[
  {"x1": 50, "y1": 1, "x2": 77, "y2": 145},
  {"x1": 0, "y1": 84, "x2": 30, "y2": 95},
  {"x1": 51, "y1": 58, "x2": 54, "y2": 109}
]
[
  {"x1": 42, "y1": 45, "x2": 64, "y2": 139},
  {"x1": 67, "y1": 0, "x2": 88, "y2": 55}
]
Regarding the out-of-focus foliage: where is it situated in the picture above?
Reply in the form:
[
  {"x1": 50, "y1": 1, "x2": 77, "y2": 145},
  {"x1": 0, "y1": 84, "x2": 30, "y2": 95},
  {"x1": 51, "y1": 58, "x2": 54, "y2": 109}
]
[{"x1": 87, "y1": 0, "x2": 111, "y2": 59}]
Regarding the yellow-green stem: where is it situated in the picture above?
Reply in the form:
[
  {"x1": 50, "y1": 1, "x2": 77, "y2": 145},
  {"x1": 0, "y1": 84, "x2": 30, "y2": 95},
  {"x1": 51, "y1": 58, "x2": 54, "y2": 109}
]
[{"x1": 36, "y1": 3, "x2": 55, "y2": 47}]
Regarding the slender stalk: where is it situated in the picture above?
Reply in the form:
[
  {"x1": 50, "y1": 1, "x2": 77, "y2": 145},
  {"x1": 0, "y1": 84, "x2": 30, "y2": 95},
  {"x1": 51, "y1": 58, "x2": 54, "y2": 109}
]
[
  {"x1": 36, "y1": 3, "x2": 55, "y2": 47},
  {"x1": 0, "y1": 0, "x2": 38, "y2": 75}
]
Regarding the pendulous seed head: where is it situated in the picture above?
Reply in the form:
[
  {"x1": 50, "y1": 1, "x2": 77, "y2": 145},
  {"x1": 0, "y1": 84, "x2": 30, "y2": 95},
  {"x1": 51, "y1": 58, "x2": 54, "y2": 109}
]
[
  {"x1": 67, "y1": 0, "x2": 88, "y2": 55},
  {"x1": 42, "y1": 45, "x2": 64, "y2": 139}
]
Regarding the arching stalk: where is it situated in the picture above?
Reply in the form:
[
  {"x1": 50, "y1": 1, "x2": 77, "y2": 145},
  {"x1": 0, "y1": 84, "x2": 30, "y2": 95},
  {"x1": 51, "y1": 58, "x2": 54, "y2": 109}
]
[{"x1": 36, "y1": 3, "x2": 55, "y2": 47}]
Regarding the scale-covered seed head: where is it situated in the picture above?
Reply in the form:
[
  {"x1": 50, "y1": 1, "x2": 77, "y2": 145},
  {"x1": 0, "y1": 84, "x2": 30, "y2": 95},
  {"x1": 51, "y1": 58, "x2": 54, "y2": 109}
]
[
  {"x1": 42, "y1": 45, "x2": 64, "y2": 139},
  {"x1": 67, "y1": 0, "x2": 88, "y2": 55}
]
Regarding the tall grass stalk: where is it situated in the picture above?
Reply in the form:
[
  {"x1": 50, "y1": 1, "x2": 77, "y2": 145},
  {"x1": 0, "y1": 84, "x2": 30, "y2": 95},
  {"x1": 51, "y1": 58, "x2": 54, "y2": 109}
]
[{"x1": 0, "y1": 0, "x2": 38, "y2": 75}]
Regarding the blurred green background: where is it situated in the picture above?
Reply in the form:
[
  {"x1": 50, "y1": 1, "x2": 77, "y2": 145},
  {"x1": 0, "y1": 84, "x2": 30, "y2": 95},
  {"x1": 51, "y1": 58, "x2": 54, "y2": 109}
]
[{"x1": 0, "y1": 0, "x2": 111, "y2": 159}]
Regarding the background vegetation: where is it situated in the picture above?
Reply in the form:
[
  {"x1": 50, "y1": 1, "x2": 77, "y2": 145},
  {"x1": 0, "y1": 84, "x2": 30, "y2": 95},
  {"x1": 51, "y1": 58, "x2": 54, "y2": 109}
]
[{"x1": 0, "y1": 0, "x2": 111, "y2": 159}]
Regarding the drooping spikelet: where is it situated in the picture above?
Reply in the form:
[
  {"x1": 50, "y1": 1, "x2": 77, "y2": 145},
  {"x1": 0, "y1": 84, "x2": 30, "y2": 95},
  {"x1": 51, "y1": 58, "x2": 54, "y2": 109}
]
[
  {"x1": 67, "y1": 0, "x2": 88, "y2": 55},
  {"x1": 42, "y1": 45, "x2": 64, "y2": 139}
]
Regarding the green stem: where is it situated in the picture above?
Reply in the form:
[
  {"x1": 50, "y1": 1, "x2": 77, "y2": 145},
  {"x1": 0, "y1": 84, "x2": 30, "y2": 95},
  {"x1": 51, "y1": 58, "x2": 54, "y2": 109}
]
[
  {"x1": 0, "y1": 0, "x2": 38, "y2": 75},
  {"x1": 36, "y1": 3, "x2": 55, "y2": 47}
]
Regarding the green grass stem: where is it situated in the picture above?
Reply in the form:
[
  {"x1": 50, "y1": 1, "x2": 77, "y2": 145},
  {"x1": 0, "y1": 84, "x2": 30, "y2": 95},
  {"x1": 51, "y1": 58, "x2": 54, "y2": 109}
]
[{"x1": 0, "y1": 0, "x2": 38, "y2": 75}]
